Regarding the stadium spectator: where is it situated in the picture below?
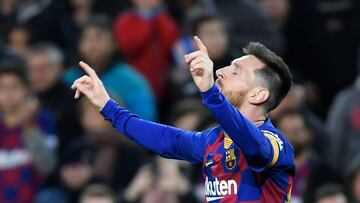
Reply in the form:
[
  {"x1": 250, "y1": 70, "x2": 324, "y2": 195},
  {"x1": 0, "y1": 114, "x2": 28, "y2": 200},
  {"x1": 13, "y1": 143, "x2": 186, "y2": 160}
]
[
  {"x1": 188, "y1": 0, "x2": 284, "y2": 54},
  {"x1": 259, "y1": 0, "x2": 289, "y2": 29},
  {"x1": 285, "y1": 0, "x2": 360, "y2": 117},
  {"x1": 315, "y1": 184, "x2": 347, "y2": 203},
  {"x1": 171, "y1": 12, "x2": 235, "y2": 99},
  {"x1": 327, "y1": 48, "x2": 360, "y2": 176},
  {"x1": 0, "y1": 0, "x2": 76, "y2": 54},
  {"x1": 0, "y1": 61, "x2": 57, "y2": 203},
  {"x1": 120, "y1": 156, "x2": 196, "y2": 203},
  {"x1": 6, "y1": 24, "x2": 31, "y2": 56},
  {"x1": 35, "y1": 137, "x2": 94, "y2": 203},
  {"x1": 64, "y1": 15, "x2": 157, "y2": 121},
  {"x1": 345, "y1": 156, "x2": 360, "y2": 203},
  {"x1": 26, "y1": 43, "x2": 82, "y2": 154},
  {"x1": 113, "y1": 0, "x2": 180, "y2": 101}
]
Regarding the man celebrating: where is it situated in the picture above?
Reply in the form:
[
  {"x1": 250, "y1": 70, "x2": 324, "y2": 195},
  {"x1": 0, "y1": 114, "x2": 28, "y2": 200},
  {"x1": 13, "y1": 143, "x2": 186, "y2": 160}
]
[{"x1": 72, "y1": 36, "x2": 295, "y2": 202}]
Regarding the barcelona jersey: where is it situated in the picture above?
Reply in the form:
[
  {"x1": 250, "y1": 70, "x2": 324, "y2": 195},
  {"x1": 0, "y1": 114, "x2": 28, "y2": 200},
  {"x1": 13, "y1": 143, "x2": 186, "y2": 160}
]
[{"x1": 101, "y1": 85, "x2": 295, "y2": 203}]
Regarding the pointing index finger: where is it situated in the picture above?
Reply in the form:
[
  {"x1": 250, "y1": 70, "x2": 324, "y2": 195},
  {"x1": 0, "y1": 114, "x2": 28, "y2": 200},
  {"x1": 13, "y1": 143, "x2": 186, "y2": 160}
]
[
  {"x1": 194, "y1": 36, "x2": 208, "y2": 56},
  {"x1": 79, "y1": 61, "x2": 99, "y2": 80}
]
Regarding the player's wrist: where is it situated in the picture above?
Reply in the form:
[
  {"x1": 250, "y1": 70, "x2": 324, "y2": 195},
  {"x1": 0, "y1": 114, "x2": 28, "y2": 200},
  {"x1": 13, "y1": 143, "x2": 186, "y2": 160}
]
[
  {"x1": 200, "y1": 81, "x2": 215, "y2": 92},
  {"x1": 97, "y1": 96, "x2": 110, "y2": 112}
]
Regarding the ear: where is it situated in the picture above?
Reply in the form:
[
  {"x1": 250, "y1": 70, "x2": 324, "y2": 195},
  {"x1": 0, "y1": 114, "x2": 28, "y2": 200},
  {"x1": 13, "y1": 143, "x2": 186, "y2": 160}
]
[{"x1": 248, "y1": 87, "x2": 269, "y2": 105}]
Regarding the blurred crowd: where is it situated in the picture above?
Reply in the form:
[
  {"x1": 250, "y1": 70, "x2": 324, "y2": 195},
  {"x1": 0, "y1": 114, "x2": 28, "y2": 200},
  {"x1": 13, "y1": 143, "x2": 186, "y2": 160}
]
[{"x1": 0, "y1": 0, "x2": 360, "y2": 203}]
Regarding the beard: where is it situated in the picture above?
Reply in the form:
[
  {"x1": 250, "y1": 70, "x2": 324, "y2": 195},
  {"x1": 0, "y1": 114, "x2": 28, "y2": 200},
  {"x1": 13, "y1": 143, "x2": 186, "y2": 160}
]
[
  {"x1": 216, "y1": 79, "x2": 245, "y2": 107},
  {"x1": 224, "y1": 90, "x2": 244, "y2": 108}
]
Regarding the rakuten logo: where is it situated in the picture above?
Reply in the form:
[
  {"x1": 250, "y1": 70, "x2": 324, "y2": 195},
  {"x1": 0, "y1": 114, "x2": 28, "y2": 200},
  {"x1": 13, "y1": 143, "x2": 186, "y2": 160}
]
[{"x1": 205, "y1": 177, "x2": 237, "y2": 201}]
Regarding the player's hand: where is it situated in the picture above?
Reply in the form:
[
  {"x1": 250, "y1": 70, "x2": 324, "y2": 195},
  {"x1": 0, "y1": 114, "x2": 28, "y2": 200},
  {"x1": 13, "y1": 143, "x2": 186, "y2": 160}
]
[
  {"x1": 71, "y1": 61, "x2": 110, "y2": 111},
  {"x1": 184, "y1": 36, "x2": 214, "y2": 92}
]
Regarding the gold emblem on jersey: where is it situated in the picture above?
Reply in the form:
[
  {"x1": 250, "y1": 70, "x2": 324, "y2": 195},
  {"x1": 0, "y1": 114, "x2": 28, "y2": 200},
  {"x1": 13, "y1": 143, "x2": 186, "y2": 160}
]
[{"x1": 225, "y1": 148, "x2": 236, "y2": 170}]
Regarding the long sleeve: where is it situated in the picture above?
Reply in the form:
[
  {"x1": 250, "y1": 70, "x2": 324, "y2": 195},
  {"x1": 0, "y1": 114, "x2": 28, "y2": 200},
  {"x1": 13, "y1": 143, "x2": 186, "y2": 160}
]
[
  {"x1": 100, "y1": 99, "x2": 208, "y2": 164},
  {"x1": 201, "y1": 85, "x2": 274, "y2": 171}
]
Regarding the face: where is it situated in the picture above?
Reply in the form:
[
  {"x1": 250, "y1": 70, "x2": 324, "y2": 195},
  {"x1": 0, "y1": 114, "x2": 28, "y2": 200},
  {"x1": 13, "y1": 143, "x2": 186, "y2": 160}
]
[
  {"x1": 132, "y1": 0, "x2": 161, "y2": 11},
  {"x1": 215, "y1": 55, "x2": 265, "y2": 107},
  {"x1": 317, "y1": 194, "x2": 347, "y2": 203},
  {"x1": 0, "y1": 73, "x2": 27, "y2": 113},
  {"x1": 61, "y1": 163, "x2": 92, "y2": 190},
  {"x1": 270, "y1": 86, "x2": 305, "y2": 120},
  {"x1": 79, "y1": 26, "x2": 114, "y2": 67},
  {"x1": 81, "y1": 197, "x2": 114, "y2": 203},
  {"x1": 27, "y1": 53, "x2": 61, "y2": 93},
  {"x1": 260, "y1": 0, "x2": 289, "y2": 27},
  {"x1": 277, "y1": 113, "x2": 311, "y2": 155},
  {"x1": 8, "y1": 27, "x2": 30, "y2": 52},
  {"x1": 198, "y1": 19, "x2": 228, "y2": 60}
]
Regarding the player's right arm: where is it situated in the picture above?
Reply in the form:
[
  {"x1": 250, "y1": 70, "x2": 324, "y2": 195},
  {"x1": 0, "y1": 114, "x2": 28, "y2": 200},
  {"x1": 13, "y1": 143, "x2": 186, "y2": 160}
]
[{"x1": 71, "y1": 61, "x2": 207, "y2": 164}]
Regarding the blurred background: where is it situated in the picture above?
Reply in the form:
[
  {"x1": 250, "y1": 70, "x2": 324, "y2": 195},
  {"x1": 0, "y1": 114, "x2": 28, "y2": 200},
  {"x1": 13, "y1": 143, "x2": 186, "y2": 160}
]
[{"x1": 0, "y1": 0, "x2": 359, "y2": 203}]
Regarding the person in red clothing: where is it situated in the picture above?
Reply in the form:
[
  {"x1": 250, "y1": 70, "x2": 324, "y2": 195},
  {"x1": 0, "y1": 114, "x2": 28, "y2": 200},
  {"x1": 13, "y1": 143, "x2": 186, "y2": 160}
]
[{"x1": 113, "y1": 0, "x2": 180, "y2": 101}]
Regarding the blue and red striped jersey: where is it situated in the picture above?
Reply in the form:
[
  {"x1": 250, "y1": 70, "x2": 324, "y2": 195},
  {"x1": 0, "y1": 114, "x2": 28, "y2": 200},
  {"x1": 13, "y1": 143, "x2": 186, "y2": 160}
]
[
  {"x1": 101, "y1": 85, "x2": 295, "y2": 203},
  {"x1": 201, "y1": 125, "x2": 294, "y2": 202}
]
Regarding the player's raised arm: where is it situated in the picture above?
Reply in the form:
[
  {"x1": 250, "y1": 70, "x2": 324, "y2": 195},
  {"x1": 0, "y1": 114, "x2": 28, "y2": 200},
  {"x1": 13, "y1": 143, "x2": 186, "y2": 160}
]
[{"x1": 71, "y1": 61, "x2": 208, "y2": 164}]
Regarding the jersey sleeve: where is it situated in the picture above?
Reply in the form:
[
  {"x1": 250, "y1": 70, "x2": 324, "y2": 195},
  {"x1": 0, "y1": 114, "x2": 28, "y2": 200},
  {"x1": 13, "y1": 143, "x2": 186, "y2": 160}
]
[
  {"x1": 100, "y1": 99, "x2": 208, "y2": 164},
  {"x1": 261, "y1": 130, "x2": 294, "y2": 171},
  {"x1": 201, "y1": 85, "x2": 289, "y2": 172}
]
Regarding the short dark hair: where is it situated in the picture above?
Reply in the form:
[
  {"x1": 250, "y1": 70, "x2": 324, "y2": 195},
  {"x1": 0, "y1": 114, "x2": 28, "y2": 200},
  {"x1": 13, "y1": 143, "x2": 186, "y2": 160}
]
[
  {"x1": 243, "y1": 42, "x2": 293, "y2": 112},
  {"x1": 0, "y1": 60, "x2": 29, "y2": 86}
]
